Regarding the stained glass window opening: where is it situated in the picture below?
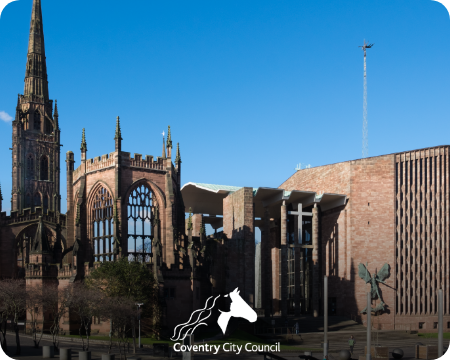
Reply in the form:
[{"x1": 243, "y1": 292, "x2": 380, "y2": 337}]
[
  {"x1": 92, "y1": 186, "x2": 114, "y2": 262},
  {"x1": 127, "y1": 184, "x2": 155, "y2": 263}
]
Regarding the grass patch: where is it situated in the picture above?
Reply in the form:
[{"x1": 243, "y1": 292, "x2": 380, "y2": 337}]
[{"x1": 418, "y1": 333, "x2": 450, "y2": 339}]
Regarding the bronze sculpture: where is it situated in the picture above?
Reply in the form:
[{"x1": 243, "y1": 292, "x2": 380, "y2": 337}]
[{"x1": 358, "y1": 263, "x2": 390, "y2": 314}]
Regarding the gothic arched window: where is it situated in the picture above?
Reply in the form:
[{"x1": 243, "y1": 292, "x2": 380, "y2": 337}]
[
  {"x1": 34, "y1": 193, "x2": 41, "y2": 209},
  {"x1": 34, "y1": 111, "x2": 41, "y2": 131},
  {"x1": 92, "y1": 186, "x2": 114, "y2": 262},
  {"x1": 40, "y1": 156, "x2": 48, "y2": 181},
  {"x1": 27, "y1": 154, "x2": 34, "y2": 179},
  {"x1": 127, "y1": 184, "x2": 155, "y2": 262}
]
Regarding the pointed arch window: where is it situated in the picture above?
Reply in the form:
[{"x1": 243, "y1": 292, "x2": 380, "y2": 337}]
[
  {"x1": 34, "y1": 111, "x2": 41, "y2": 131},
  {"x1": 27, "y1": 154, "x2": 34, "y2": 179},
  {"x1": 40, "y1": 156, "x2": 48, "y2": 181},
  {"x1": 127, "y1": 184, "x2": 155, "y2": 262},
  {"x1": 92, "y1": 186, "x2": 114, "y2": 262}
]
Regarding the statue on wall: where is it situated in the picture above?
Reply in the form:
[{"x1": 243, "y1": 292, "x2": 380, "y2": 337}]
[{"x1": 358, "y1": 262, "x2": 390, "y2": 314}]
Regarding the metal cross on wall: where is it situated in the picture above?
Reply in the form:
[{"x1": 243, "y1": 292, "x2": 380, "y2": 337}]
[{"x1": 288, "y1": 203, "x2": 313, "y2": 245}]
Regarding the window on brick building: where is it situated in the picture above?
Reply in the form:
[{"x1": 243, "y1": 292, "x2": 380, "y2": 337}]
[
  {"x1": 127, "y1": 184, "x2": 155, "y2": 263},
  {"x1": 27, "y1": 154, "x2": 34, "y2": 179},
  {"x1": 92, "y1": 186, "x2": 114, "y2": 262},
  {"x1": 40, "y1": 156, "x2": 48, "y2": 181}
]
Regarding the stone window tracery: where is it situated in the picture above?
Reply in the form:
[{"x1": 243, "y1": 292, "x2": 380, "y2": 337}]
[
  {"x1": 92, "y1": 186, "x2": 114, "y2": 262},
  {"x1": 40, "y1": 156, "x2": 48, "y2": 180},
  {"x1": 27, "y1": 154, "x2": 34, "y2": 179},
  {"x1": 127, "y1": 184, "x2": 155, "y2": 262}
]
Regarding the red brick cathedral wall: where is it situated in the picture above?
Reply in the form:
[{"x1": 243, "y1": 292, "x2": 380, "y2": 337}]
[
  {"x1": 280, "y1": 155, "x2": 397, "y2": 329},
  {"x1": 280, "y1": 147, "x2": 450, "y2": 330}
]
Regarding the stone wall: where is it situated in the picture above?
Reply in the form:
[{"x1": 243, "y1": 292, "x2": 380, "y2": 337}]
[{"x1": 223, "y1": 187, "x2": 255, "y2": 306}]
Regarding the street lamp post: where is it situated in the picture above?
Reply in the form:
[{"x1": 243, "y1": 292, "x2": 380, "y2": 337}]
[{"x1": 136, "y1": 303, "x2": 144, "y2": 349}]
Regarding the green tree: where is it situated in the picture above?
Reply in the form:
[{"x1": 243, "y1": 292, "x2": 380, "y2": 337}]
[{"x1": 85, "y1": 258, "x2": 161, "y2": 343}]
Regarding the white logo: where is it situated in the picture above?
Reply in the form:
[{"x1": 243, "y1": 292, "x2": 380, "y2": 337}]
[{"x1": 171, "y1": 287, "x2": 257, "y2": 341}]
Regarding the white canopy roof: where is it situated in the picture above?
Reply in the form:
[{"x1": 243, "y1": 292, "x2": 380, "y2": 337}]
[{"x1": 181, "y1": 182, "x2": 347, "y2": 218}]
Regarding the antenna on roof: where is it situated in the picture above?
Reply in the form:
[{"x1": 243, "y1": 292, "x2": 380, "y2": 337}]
[{"x1": 359, "y1": 40, "x2": 374, "y2": 159}]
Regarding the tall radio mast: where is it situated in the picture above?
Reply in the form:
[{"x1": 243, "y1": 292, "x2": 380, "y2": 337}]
[{"x1": 359, "y1": 40, "x2": 374, "y2": 158}]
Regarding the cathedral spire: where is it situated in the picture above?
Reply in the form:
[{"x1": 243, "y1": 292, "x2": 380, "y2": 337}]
[
  {"x1": 24, "y1": 0, "x2": 49, "y2": 100},
  {"x1": 167, "y1": 126, "x2": 172, "y2": 148},
  {"x1": 53, "y1": 99, "x2": 59, "y2": 129},
  {"x1": 80, "y1": 128, "x2": 87, "y2": 151},
  {"x1": 175, "y1": 143, "x2": 181, "y2": 164},
  {"x1": 166, "y1": 126, "x2": 172, "y2": 158},
  {"x1": 114, "y1": 116, "x2": 122, "y2": 152}
]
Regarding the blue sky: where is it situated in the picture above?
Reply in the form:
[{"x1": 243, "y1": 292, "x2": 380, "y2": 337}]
[{"x1": 0, "y1": 0, "x2": 449, "y2": 217}]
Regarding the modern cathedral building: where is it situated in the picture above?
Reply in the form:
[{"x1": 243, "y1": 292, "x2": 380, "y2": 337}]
[
  {"x1": 182, "y1": 148, "x2": 450, "y2": 330},
  {"x1": 0, "y1": 0, "x2": 448, "y2": 335}
]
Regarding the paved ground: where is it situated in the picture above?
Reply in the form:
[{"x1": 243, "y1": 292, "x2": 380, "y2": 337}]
[{"x1": 1, "y1": 330, "x2": 448, "y2": 360}]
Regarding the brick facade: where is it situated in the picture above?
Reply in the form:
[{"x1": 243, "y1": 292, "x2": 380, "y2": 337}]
[{"x1": 278, "y1": 148, "x2": 450, "y2": 330}]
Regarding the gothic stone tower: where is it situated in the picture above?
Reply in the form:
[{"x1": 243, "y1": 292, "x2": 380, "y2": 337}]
[
  {"x1": 0, "y1": 0, "x2": 65, "y2": 283},
  {"x1": 12, "y1": 0, "x2": 61, "y2": 215}
]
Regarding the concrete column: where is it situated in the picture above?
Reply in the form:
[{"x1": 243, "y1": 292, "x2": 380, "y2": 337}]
[
  {"x1": 271, "y1": 247, "x2": 280, "y2": 315},
  {"x1": 192, "y1": 214, "x2": 203, "y2": 236},
  {"x1": 312, "y1": 203, "x2": 320, "y2": 317},
  {"x1": 324, "y1": 276, "x2": 328, "y2": 357}
]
